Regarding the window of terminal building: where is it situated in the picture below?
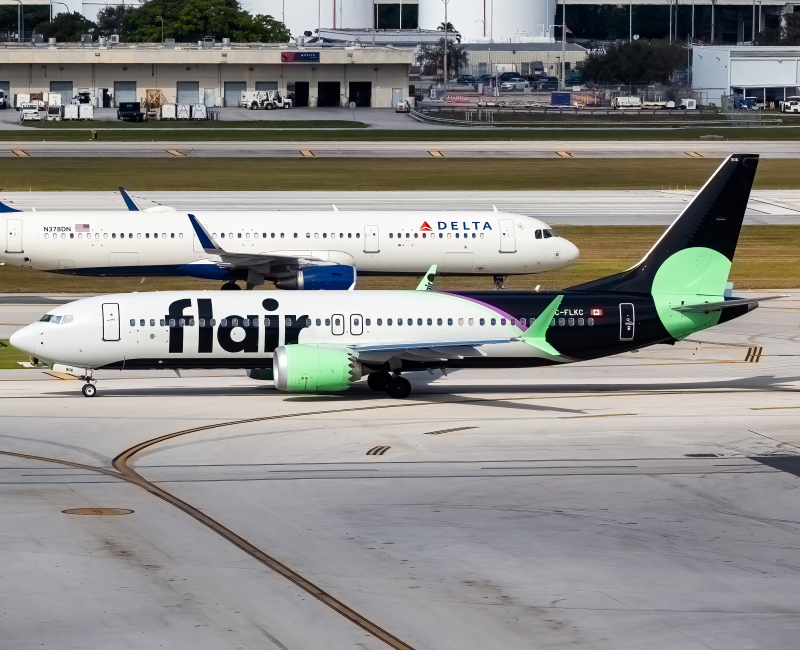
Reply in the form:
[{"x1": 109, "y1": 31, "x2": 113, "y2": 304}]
[{"x1": 374, "y1": 2, "x2": 418, "y2": 29}]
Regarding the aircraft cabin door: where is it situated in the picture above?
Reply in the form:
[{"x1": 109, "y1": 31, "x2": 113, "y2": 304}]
[
  {"x1": 331, "y1": 314, "x2": 344, "y2": 335},
  {"x1": 619, "y1": 303, "x2": 635, "y2": 341},
  {"x1": 499, "y1": 219, "x2": 516, "y2": 253},
  {"x1": 364, "y1": 225, "x2": 379, "y2": 253},
  {"x1": 350, "y1": 314, "x2": 363, "y2": 335},
  {"x1": 102, "y1": 303, "x2": 121, "y2": 341},
  {"x1": 5, "y1": 219, "x2": 22, "y2": 253}
]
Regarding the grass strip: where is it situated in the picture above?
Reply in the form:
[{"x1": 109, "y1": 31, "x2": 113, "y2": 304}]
[
  {"x1": 3, "y1": 126, "x2": 800, "y2": 142},
  {"x1": 26, "y1": 120, "x2": 368, "y2": 130},
  {"x1": 0, "y1": 339, "x2": 29, "y2": 368},
  {"x1": 1, "y1": 225, "x2": 796, "y2": 295},
  {"x1": 0, "y1": 158, "x2": 798, "y2": 191}
]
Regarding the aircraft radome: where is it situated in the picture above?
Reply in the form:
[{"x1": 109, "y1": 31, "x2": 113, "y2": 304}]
[
  {"x1": 0, "y1": 189, "x2": 579, "y2": 291},
  {"x1": 11, "y1": 155, "x2": 777, "y2": 399}
]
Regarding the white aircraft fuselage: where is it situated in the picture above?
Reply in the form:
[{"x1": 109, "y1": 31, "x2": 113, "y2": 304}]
[{"x1": 1, "y1": 211, "x2": 578, "y2": 283}]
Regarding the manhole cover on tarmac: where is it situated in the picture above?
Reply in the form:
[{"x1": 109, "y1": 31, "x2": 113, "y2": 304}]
[{"x1": 62, "y1": 508, "x2": 134, "y2": 516}]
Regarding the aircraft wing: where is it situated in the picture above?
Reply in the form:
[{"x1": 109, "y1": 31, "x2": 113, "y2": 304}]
[
  {"x1": 188, "y1": 214, "x2": 331, "y2": 272},
  {"x1": 351, "y1": 338, "x2": 514, "y2": 363},
  {"x1": 671, "y1": 295, "x2": 786, "y2": 313}
]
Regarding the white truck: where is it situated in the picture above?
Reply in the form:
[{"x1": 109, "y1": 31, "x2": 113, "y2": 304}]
[
  {"x1": 612, "y1": 96, "x2": 642, "y2": 109},
  {"x1": 779, "y1": 96, "x2": 800, "y2": 113},
  {"x1": 240, "y1": 90, "x2": 292, "y2": 110}
]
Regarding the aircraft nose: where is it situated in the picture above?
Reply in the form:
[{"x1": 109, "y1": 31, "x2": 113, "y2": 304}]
[
  {"x1": 10, "y1": 324, "x2": 35, "y2": 356},
  {"x1": 565, "y1": 239, "x2": 580, "y2": 263}
]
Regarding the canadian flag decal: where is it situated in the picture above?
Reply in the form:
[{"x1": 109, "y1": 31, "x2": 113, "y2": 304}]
[{"x1": 420, "y1": 221, "x2": 433, "y2": 231}]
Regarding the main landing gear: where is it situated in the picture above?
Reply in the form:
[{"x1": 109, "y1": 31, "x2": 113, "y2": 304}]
[
  {"x1": 493, "y1": 275, "x2": 507, "y2": 290},
  {"x1": 368, "y1": 371, "x2": 411, "y2": 399},
  {"x1": 220, "y1": 282, "x2": 241, "y2": 291},
  {"x1": 82, "y1": 383, "x2": 97, "y2": 397}
]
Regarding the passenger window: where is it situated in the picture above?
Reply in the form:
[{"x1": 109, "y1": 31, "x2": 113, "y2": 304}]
[
  {"x1": 145, "y1": 233, "x2": 150, "y2": 239},
  {"x1": 334, "y1": 318, "x2": 340, "y2": 326},
  {"x1": 479, "y1": 318, "x2": 485, "y2": 326},
  {"x1": 439, "y1": 233, "x2": 443, "y2": 239},
  {"x1": 243, "y1": 319, "x2": 250, "y2": 327},
  {"x1": 437, "y1": 318, "x2": 443, "y2": 326},
  {"x1": 578, "y1": 318, "x2": 585, "y2": 326},
  {"x1": 417, "y1": 318, "x2": 422, "y2": 326},
  {"x1": 472, "y1": 233, "x2": 476, "y2": 238},
  {"x1": 112, "y1": 233, "x2": 116, "y2": 238},
  {"x1": 447, "y1": 233, "x2": 452, "y2": 239},
  {"x1": 455, "y1": 233, "x2": 459, "y2": 239},
  {"x1": 130, "y1": 319, "x2": 135, "y2": 326},
  {"x1": 480, "y1": 233, "x2": 485, "y2": 239},
  {"x1": 306, "y1": 233, "x2": 311, "y2": 238},
  {"x1": 137, "y1": 233, "x2": 142, "y2": 239},
  {"x1": 323, "y1": 233, "x2": 327, "y2": 238},
  {"x1": 568, "y1": 318, "x2": 574, "y2": 326},
  {"x1": 199, "y1": 318, "x2": 205, "y2": 327},
  {"x1": 457, "y1": 318, "x2": 463, "y2": 325},
  {"x1": 389, "y1": 233, "x2": 393, "y2": 238},
  {"x1": 398, "y1": 318, "x2": 403, "y2": 326},
  {"x1": 520, "y1": 318, "x2": 526, "y2": 325},
  {"x1": 340, "y1": 233, "x2": 344, "y2": 238},
  {"x1": 220, "y1": 319, "x2": 228, "y2": 327},
  {"x1": 422, "y1": 233, "x2": 426, "y2": 238},
  {"x1": 103, "y1": 233, "x2": 108, "y2": 239},
  {"x1": 160, "y1": 319, "x2": 165, "y2": 326},
  {"x1": 305, "y1": 318, "x2": 312, "y2": 327},
  {"x1": 468, "y1": 318, "x2": 474, "y2": 325},
  {"x1": 414, "y1": 233, "x2": 418, "y2": 239},
  {"x1": 189, "y1": 319, "x2": 195, "y2": 326},
  {"x1": 170, "y1": 233, "x2": 174, "y2": 238},
  {"x1": 316, "y1": 318, "x2": 321, "y2": 326},
  {"x1": 387, "y1": 318, "x2": 392, "y2": 325},
  {"x1": 377, "y1": 318, "x2": 382, "y2": 325},
  {"x1": 252, "y1": 317, "x2": 259, "y2": 326},
  {"x1": 149, "y1": 319, "x2": 155, "y2": 326},
  {"x1": 365, "y1": 318, "x2": 371, "y2": 326},
  {"x1": 356, "y1": 233, "x2": 360, "y2": 238},
  {"x1": 491, "y1": 318, "x2": 496, "y2": 326},
  {"x1": 325, "y1": 318, "x2": 330, "y2": 326},
  {"x1": 559, "y1": 318, "x2": 565, "y2": 326},
  {"x1": 535, "y1": 229, "x2": 542, "y2": 239},
  {"x1": 179, "y1": 318, "x2": 185, "y2": 327},
  {"x1": 447, "y1": 318, "x2": 452, "y2": 326},
  {"x1": 500, "y1": 318, "x2": 506, "y2": 325},
  {"x1": 70, "y1": 233, "x2": 74, "y2": 238},
  {"x1": 588, "y1": 318, "x2": 594, "y2": 326},
  {"x1": 232, "y1": 318, "x2": 239, "y2": 327},
  {"x1": 294, "y1": 233, "x2": 298, "y2": 238},
  {"x1": 281, "y1": 233, "x2": 285, "y2": 238},
  {"x1": 427, "y1": 318, "x2": 432, "y2": 326}
]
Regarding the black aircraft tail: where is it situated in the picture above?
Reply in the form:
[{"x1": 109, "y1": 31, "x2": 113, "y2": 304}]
[{"x1": 570, "y1": 154, "x2": 759, "y2": 294}]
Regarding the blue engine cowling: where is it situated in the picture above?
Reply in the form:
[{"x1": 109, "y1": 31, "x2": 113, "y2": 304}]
[
  {"x1": 275, "y1": 265, "x2": 356, "y2": 290},
  {"x1": 177, "y1": 262, "x2": 247, "y2": 282}
]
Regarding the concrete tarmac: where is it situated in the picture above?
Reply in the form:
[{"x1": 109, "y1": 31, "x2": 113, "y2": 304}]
[
  {"x1": 1, "y1": 189, "x2": 799, "y2": 225},
  {"x1": 2, "y1": 139, "x2": 799, "y2": 158},
  {"x1": 0, "y1": 291, "x2": 799, "y2": 649}
]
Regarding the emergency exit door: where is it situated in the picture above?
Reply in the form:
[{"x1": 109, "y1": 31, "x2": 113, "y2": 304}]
[
  {"x1": 350, "y1": 314, "x2": 363, "y2": 335},
  {"x1": 499, "y1": 219, "x2": 516, "y2": 253},
  {"x1": 102, "y1": 303, "x2": 121, "y2": 341},
  {"x1": 619, "y1": 303, "x2": 635, "y2": 341},
  {"x1": 5, "y1": 219, "x2": 22, "y2": 253},
  {"x1": 364, "y1": 225, "x2": 379, "y2": 253}
]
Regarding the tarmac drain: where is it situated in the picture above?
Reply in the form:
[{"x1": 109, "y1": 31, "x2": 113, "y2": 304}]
[
  {"x1": 367, "y1": 446, "x2": 390, "y2": 456},
  {"x1": 62, "y1": 508, "x2": 134, "y2": 516}
]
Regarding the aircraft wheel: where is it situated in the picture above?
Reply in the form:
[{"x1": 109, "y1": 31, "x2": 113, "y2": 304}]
[
  {"x1": 220, "y1": 282, "x2": 241, "y2": 291},
  {"x1": 367, "y1": 371, "x2": 392, "y2": 392},
  {"x1": 386, "y1": 376, "x2": 411, "y2": 399},
  {"x1": 82, "y1": 383, "x2": 96, "y2": 397}
]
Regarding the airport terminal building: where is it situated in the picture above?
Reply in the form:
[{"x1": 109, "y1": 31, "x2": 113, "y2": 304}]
[{"x1": 0, "y1": 42, "x2": 414, "y2": 108}]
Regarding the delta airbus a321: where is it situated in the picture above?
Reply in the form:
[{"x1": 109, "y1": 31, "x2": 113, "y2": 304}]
[
  {"x1": 0, "y1": 189, "x2": 578, "y2": 290},
  {"x1": 12, "y1": 155, "x2": 776, "y2": 399}
]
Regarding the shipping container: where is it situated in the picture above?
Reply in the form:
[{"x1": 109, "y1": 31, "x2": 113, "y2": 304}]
[
  {"x1": 176, "y1": 104, "x2": 191, "y2": 119},
  {"x1": 161, "y1": 103, "x2": 176, "y2": 120},
  {"x1": 62, "y1": 104, "x2": 79, "y2": 120},
  {"x1": 190, "y1": 103, "x2": 206, "y2": 120},
  {"x1": 79, "y1": 104, "x2": 94, "y2": 120}
]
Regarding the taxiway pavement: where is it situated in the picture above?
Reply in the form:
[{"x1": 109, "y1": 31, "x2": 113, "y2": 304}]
[
  {"x1": 1, "y1": 189, "x2": 799, "y2": 225},
  {"x1": 0, "y1": 292, "x2": 799, "y2": 649}
]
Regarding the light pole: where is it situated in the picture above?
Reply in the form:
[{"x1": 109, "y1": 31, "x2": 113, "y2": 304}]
[
  {"x1": 156, "y1": 16, "x2": 164, "y2": 43},
  {"x1": 711, "y1": 0, "x2": 716, "y2": 44},
  {"x1": 12, "y1": 0, "x2": 21, "y2": 45},
  {"x1": 442, "y1": 0, "x2": 450, "y2": 90},
  {"x1": 561, "y1": 0, "x2": 566, "y2": 90}
]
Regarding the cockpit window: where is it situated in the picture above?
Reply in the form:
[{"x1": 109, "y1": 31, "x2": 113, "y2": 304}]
[
  {"x1": 543, "y1": 229, "x2": 553, "y2": 238},
  {"x1": 39, "y1": 314, "x2": 73, "y2": 324}
]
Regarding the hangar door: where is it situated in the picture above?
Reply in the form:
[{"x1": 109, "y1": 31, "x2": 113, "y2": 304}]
[
  {"x1": 348, "y1": 82, "x2": 371, "y2": 107},
  {"x1": 177, "y1": 81, "x2": 199, "y2": 105},
  {"x1": 114, "y1": 81, "x2": 136, "y2": 106},
  {"x1": 50, "y1": 81, "x2": 73, "y2": 106},
  {"x1": 317, "y1": 82, "x2": 340, "y2": 107},
  {"x1": 223, "y1": 81, "x2": 246, "y2": 107},
  {"x1": 102, "y1": 303, "x2": 120, "y2": 341},
  {"x1": 255, "y1": 81, "x2": 278, "y2": 91}
]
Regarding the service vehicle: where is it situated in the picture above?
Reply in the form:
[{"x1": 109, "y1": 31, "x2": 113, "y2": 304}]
[
  {"x1": 117, "y1": 101, "x2": 145, "y2": 121},
  {"x1": 19, "y1": 102, "x2": 40, "y2": 121},
  {"x1": 240, "y1": 90, "x2": 292, "y2": 110},
  {"x1": 779, "y1": 96, "x2": 800, "y2": 113}
]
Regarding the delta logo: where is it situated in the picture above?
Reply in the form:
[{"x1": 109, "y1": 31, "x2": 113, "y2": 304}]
[{"x1": 420, "y1": 221, "x2": 433, "y2": 232}]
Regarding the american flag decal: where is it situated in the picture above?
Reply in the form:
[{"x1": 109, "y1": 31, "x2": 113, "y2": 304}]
[{"x1": 75, "y1": 224, "x2": 90, "y2": 232}]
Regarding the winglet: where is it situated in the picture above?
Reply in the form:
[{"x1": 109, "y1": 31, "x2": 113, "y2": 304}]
[
  {"x1": 0, "y1": 199, "x2": 21, "y2": 213},
  {"x1": 416, "y1": 265, "x2": 437, "y2": 291},
  {"x1": 521, "y1": 295, "x2": 563, "y2": 357},
  {"x1": 188, "y1": 214, "x2": 225, "y2": 254},
  {"x1": 119, "y1": 187, "x2": 139, "y2": 212}
]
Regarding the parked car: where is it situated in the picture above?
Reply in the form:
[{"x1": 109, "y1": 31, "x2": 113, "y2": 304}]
[
  {"x1": 455, "y1": 75, "x2": 476, "y2": 85},
  {"x1": 500, "y1": 77, "x2": 530, "y2": 91},
  {"x1": 534, "y1": 76, "x2": 559, "y2": 90}
]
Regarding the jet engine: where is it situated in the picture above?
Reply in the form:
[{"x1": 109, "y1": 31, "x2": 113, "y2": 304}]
[
  {"x1": 275, "y1": 265, "x2": 356, "y2": 291},
  {"x1": 273, "y1": 345, "x2": 362, "y2": 392}
]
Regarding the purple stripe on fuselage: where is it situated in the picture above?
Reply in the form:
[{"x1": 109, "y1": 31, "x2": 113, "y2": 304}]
[{"x1": 442, "y1": 292, "x2": 529, "y2": 332}]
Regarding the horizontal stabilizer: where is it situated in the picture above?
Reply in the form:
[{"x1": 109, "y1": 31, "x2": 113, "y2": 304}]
[{"x1": 672, "y1": 295, "x2": 786, "y2": 313}]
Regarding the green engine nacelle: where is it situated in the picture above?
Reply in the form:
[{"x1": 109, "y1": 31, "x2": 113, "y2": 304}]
[{"x1": 273, "y1": 345, "x2": 362, "y2": 392}]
